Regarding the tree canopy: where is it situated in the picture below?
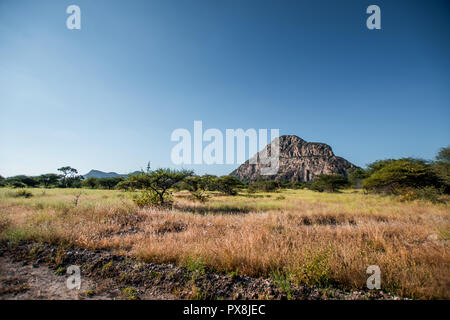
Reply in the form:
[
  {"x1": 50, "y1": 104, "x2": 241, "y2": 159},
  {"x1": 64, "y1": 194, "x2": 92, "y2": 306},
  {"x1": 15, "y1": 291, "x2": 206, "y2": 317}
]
[{"x1": 362, "y1": 158, "x2": 439, "y2": 194}]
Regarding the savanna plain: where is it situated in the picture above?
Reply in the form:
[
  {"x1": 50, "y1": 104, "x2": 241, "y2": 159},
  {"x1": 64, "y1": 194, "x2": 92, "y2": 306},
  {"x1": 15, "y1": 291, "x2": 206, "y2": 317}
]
[{"x1": 0, "y1": 187, "x2": 448, "y2": 300}]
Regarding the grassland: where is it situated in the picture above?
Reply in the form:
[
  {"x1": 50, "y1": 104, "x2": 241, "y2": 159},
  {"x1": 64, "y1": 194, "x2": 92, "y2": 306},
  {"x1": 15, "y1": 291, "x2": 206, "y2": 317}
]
[{"x1": 0, "y1": 187, "x2": 449, "y2": 299}]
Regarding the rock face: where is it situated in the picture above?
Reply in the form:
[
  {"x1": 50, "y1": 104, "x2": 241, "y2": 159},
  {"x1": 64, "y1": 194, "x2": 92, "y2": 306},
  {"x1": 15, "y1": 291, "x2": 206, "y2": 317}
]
[{"x1": 230, "y1": 135, "x2": 357, "y2": 182}]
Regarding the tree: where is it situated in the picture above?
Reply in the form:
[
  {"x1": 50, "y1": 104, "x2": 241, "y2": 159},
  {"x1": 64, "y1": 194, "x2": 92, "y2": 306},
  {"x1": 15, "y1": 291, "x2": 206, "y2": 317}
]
[
  {"x1": 97, "y1": 177, "x2": 124, "y2": 190},
  {"x1": 5, "y1": 175, "x2": 39, "y2": 188},
  {"x1": 248, "y1": 179, "x2": 280, "y2": 192},
  {"x1": 199, "y1": 174, "x2": 219, "y2": 191},
  {"x1": 145, "y1": 169, "x2": 193, "y2": 205},
  {"x1": 120, "y1": 168, "x2": 193, "y2": 206},
  {"x1": 212, "y1": 175, "x2": 243, "y2": 196},
  {"x1": 310, "y1": 174, "x2": 349, "y2": 193},
  {"x1": 436, "y1": 147, "x2": 450, "y2": 162},
  {"x1": 57, "y1": 166, "x2": 80, "y2": 188},
  {"x1": 38, "y1": 174, "x2": 61, "y2": 188},
  {"x1": 366, "y1": 159, "x2": 396, "y2": 175},
  {"x1": 81, "y1": 177, "x2": 99, "y2": 189},
  {"x1": 182, "y1": 176, "x2": 210, "y2": 202},
  {"x1": 348, "y1": 168, "x2": 369, "y2": 189},
  {"x1": 362, "y1": 158, "x2": 439, "y2": 194},
  {"x1": 9, "y1": 181, "x2": 27, "y2": 188},
  {"x1": 432, "y1": 147, "x2": 450, "y2": 193}
]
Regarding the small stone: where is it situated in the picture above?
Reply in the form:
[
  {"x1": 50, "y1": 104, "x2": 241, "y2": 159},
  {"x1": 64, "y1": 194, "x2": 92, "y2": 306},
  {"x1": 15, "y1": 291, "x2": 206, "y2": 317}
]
[{"x1": 427, "y1": 234, "x2": 438, "y2": 240}]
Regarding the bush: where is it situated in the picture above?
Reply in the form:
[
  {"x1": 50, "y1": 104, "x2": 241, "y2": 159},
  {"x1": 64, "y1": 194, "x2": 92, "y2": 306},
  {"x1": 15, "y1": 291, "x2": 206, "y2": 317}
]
[
  {"x1": 97, "y1": 177, "x2": 124, "y2": 190},
  {"x1": 248, "y1": 179, "x2": 280, "y2": 192},
  {"x1": 81, "y1": 177, "x2": 98, "y2": 189},
  {"x1": 37, "y1": 174, "x2": 61, "y2": 188},
  {"x1": 309, "y1": 174, "x2": 349, "y2": 193},
  {"x1": 363, "y1": 158, "x2": 439, "y2": 194},
  {"x1": 9, "y1": 181, "x2": 27, "y2": 188},
  {"x1": 280, "y1": 181, "x2": 306, "y2": 189},
  {"x1": 432, "y1": 147, "x2": 450, "y2": 193},
  {"x1": 414, "y1": 186, "x2": 444, "y2": 203},
  {"x1": 124, "y1": 168, "x2": 193, "y2": 206},
  {"x1": 5, "y1": 175, "x2": 39, "y2": 188},
  {"x1": 347, "y1": 168, "x2": 369, "y2": 189},
  {"x1": 398, "y1": 186, "x2": 444, "y2": 203},
  {"x1": 180, "y1": 176, "x2": 210, "y2": 202},
  {"x1": 133, "y1": 190, "x2": 169, "y2": 208},
  {"x1": 212, "y1": 176, "x2": 243, "y2": 195},
  {"x1": 190, "y1": 190, "x2": 210, "y2": 203},
  {"x1": 13, "y1": 189, "x2": 33, "y2": 198}
]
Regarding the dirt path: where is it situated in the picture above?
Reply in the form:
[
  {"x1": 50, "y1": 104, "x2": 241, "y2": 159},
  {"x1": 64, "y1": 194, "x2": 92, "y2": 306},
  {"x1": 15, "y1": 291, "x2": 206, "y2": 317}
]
[
  {"x1": 0, "y1": 256, "x2": 105, "y2": 299},
  {"x1": 0, "y1": 252, "x2": 175, "y2": 300},
  {"x1": 0, "y1": 241, "x2": 404, "y2": 300}
]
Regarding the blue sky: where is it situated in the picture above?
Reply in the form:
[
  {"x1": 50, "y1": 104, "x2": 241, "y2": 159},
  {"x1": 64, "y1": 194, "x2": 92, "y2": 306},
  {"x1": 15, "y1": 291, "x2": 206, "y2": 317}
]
[{"x1": 1, "y1": 0, "x2": 449, "y2": 177}]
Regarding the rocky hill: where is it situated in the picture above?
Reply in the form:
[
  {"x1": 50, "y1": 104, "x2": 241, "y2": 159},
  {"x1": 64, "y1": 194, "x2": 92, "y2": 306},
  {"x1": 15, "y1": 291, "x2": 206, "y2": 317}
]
[{"x1": 230, "y1": 135, "x2": 357, "y2": 182}]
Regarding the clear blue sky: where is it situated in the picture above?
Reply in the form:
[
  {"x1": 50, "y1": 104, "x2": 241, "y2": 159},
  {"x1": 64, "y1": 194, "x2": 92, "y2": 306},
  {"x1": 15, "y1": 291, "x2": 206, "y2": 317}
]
[{"x1": 1, "y1": 0, "x2": 449, "y2": 177}]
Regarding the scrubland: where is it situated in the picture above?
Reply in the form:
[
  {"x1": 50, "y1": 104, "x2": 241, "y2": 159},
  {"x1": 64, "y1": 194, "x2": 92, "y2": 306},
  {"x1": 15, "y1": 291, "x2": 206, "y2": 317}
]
[{"x1": 0, "y1": 187, "x2": 448, "y2": 299}]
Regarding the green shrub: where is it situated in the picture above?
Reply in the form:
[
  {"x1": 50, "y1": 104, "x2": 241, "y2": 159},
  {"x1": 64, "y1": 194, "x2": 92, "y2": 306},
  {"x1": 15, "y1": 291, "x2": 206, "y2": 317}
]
[
  {"x1": 432, "y1": 147, "x2": 450, "y2": 193},
  {"x1": 181, "y1": 176, "x2": 210, "y2": 202},
  {"x1": 119, "y1": 168, "x2": 193, "y2": 205},
  {"x1": 363, "y1": 159, "x2": 439, "y2": 194},
  {"x1": 348, "y1": 168, "x2": 369, "y2": 188},
  {"x1": 270, "y1": 270, "x2": 292, "y2": 299},
  {"x1": 309, "y1": 174, "x2": 349, "y2": 193},
  {"x1": 133, "y1": 190, "x2": 169, "y2": 208},
  {"x1": 81, "y1": 177, "x2": 98, "y2": 189},
  {"x1": 248, "y1": 179, "x2": 280, "y2": 192},
  {"x1": 121, "y1": 287, "x2": 138, "y2": 300},
  {"x1": 191, "y1": 190, "x2": 209, "y2": 203},
  {"x1": 213, "y1": 175, "x2": 243, "y2": 195},
  {"x1": 9, "y1": 181, "x2": 27, "y2": 188},
  {"x1": 54, "y1": 266, "x2": 66, "y2": 275},
  {"x1": 398, "y1": 186, "x2": 444, "y2": 203},
  {"x1": 14, "y1": 189, "x2": 33, "y2": 198}
]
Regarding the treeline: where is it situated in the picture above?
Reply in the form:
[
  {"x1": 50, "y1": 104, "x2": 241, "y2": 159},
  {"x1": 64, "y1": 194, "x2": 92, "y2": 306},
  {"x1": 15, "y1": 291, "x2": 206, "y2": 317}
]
[
  {"x1": 116, "y1": 170, "x2": 244, "y2": 206},
  {"x1": 222, "y1": 146, "x2": 450, "y2": 203},
  {"x1": 0, "y1": 167, "x2": 84, "y2": 188},
  {"x1": 303, "y1": 146, "x2": 450, "y2": 202},
  {"x1": 0, "y1": 173, "x2": 126, "y2": 190},
  {"x1": 1, "y1": 147, "x2": 448, "y2": 204}
]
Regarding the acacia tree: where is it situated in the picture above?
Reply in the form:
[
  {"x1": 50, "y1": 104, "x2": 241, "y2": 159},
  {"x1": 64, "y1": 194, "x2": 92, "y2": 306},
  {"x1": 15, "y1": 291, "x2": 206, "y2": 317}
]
[
  {"x1": 97, "y1": 177, "x2": 124, "y2": 190},
  {"x1": 347, "y1": 168, "x2": 369, "y2": 189},
  {"x1": 81, "y1": 177, "x2": 99, "y2": 189},
  {"x1": 57, "y1": 166, "x2": 79, "y2": 188},
  {"x1": 38, "y1": 174, "x2": 61, "y2": 188},
  {"x1": 432, "y1": 147, "x2": 450, "y2": 193},
  {"x1": 213, "y1": 175, "x2": 243, "y2": 195},
  {"x1": 5, "y1": 175, "x2": 39, "y2": 187},
  {"x1": 183, "y1": 175, "x2": 210, "y2": 202},
  {"x1": 120, "y1": 168, "x2": 193, "y2": 206},
  {"x1": 362, "y1": 158, "x2": 439, "y2": 194},
  {"x1": 146, "y1": 169, "x2": 193, "y2": 205}
]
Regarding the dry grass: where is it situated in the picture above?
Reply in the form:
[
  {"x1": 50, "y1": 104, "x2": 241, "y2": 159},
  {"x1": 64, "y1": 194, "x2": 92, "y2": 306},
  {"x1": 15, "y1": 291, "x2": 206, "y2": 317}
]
[{"x1": 0, "y1": 187, "x2": 449, "y2": 299}]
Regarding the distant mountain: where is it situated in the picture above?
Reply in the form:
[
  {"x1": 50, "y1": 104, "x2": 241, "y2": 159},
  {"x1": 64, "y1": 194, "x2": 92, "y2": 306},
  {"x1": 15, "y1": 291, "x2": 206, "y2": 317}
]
[
  {"x1": 231, "y1": 135, "x2": 358, "y2": 182},
  {"x1": 83, "y1": 170, "x2": 141, "y2": 179}
]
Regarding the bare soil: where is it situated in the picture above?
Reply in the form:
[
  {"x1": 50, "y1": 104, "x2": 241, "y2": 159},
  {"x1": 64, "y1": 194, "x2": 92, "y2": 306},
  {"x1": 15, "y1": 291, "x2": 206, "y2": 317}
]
[{"x1": 0, "y1": 241, "x2": 405, "y2": 300}]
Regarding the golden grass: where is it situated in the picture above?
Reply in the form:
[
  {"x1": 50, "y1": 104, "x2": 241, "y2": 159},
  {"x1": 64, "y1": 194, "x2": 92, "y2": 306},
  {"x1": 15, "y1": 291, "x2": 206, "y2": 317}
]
[{"x1": 0, "y1": 187, "x2": 449, "y2": 299}]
